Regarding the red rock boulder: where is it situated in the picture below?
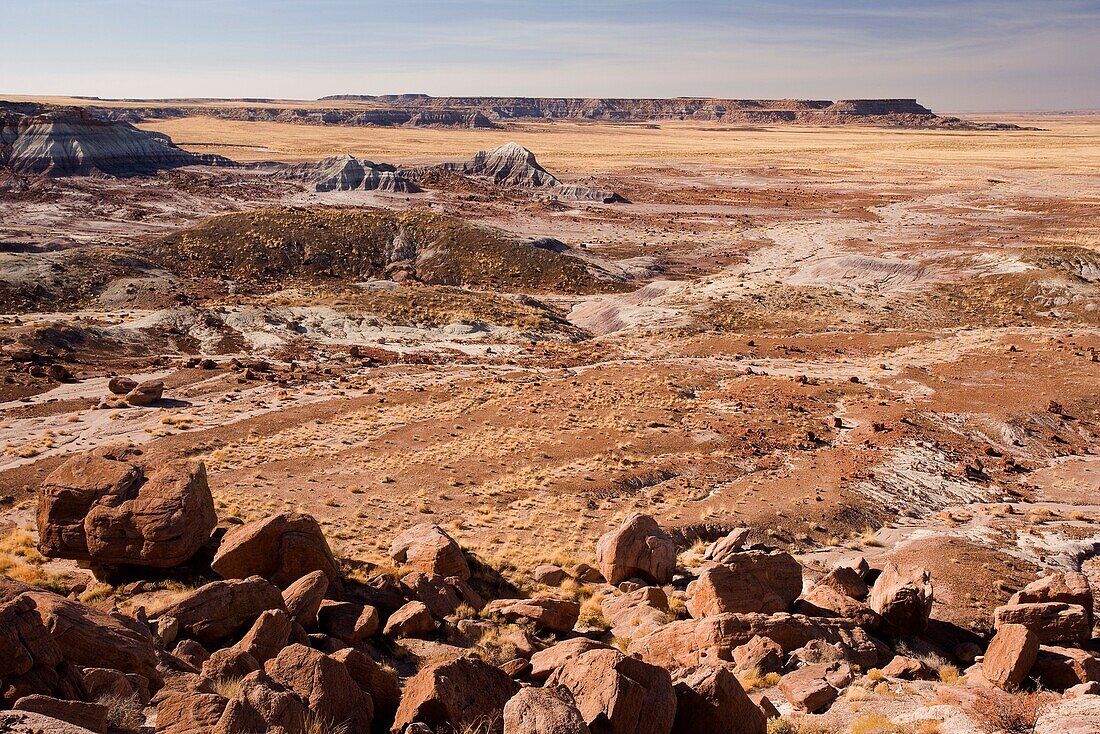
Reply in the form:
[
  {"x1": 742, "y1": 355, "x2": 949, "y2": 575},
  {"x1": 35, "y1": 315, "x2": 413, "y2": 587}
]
[
  {"x1": 389, "y1": 523, "x2": 470, "y2": 580},
  {"x1": 212, "y1": 513, "x2": 341, "y2": 590},
  {"x1": 595, "y1": 513, "x2": 676, "y2": 586}
]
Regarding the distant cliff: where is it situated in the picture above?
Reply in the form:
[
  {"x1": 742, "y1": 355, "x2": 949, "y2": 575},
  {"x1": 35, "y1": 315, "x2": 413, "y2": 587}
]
[{"x1": 18, "y1": 96, "x2": 1029, "y2": 131}]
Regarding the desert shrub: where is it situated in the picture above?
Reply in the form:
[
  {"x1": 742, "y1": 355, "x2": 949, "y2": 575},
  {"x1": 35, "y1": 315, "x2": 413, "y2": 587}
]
[
  {"x1": 969, "y1": 689, "x2": 1058, "y2": 734},
  {"x1": 768, "y1": 719, "x2": 797, "y2": 734},
  {"x1": 97, "y1": 693, "x2": 144, "y2": 731}
]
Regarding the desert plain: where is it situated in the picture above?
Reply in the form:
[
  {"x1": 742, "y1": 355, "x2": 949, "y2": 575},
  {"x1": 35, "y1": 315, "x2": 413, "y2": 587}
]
[{"x1": 0, "y1": 96, "x2": 1097, "y2": 733}]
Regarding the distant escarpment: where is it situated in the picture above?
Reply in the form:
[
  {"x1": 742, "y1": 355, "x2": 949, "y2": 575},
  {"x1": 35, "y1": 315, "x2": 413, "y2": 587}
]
[
  {"x1": 0, "y1": 102, "x2": 231, "y2": 177},
  {"x1": 70, "y1": 96, "x2": 1029, "y2": 130}
]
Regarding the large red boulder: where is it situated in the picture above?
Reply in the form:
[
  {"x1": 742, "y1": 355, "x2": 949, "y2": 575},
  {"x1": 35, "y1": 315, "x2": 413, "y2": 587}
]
[
  {"x1": 595, "y1": 513, "x2": 676, "y2": 586},
  {"x1": 993, "y1": 602, "x2": 1091, "y2": 644},
  {"x1": 152, "y1": 576, "x2": 286, "y2": 647},
  {"x1": 392, "y1": 656, "x2": 519, "y2": 734},
  {"x1": 212, "y1": 513, "x2": 341, "y2": 590},
  {"x1": 503, "y1": 685, "x2": 591, "y2": 734},
  {"x1": 485, "y1": 598, "x2": 580, "y2": 633},
  {"x1": 687, "y1": 551, "x2": 802, "y2": 616},
  {"x1": 546, "y1": 647, "x2": 676, "y2": 734},
  {"x1": 264, "y1": 644, "x2": 373, "y2": 733},
  {"x1": 868, "y1": 562, "x2": 933, "y2": 636},
  {"x1": 37, "y1": 448, "x2": 215, "y2": 569},
  {"x1": 389, "y1": 523, "x2": 470, "y2": 580},
  {"x1": 983, "y1": 623, "x2": 1040, "y2": 690},
  {"x1": 671, "y1": 665, "x2": 766, "y2": 734}
]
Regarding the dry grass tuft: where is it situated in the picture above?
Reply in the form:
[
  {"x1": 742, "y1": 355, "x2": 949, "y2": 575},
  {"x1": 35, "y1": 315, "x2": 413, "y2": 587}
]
[{"x1": 969, "y1": 690, "x2": 1058, "y2": 734}]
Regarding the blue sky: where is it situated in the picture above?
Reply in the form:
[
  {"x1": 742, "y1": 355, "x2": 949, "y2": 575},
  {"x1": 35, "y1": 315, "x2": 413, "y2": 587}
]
[{"x1": 2, "y1": 1, "x2": 1098, "y2": 111}]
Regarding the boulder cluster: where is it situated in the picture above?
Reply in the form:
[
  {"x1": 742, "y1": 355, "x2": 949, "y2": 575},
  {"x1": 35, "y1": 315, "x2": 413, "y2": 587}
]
[{"x1": 1, "y1": 453, "x2": 1097, "y2": 733}]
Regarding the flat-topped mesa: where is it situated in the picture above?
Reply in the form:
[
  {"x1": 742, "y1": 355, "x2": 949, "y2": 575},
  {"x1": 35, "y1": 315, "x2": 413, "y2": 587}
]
[
  {"x1": 825, "y1": 99, "x2": 933, "y2": 116},
  {"x1": 0, "y1": 103, "x2": 231, "y2": 177}
]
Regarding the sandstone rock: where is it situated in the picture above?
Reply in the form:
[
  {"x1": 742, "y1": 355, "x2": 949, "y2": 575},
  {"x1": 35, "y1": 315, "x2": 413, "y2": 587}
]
[
  {"x1": 153, "y1": 576, "x2": 286, "y2": 647},
  {"x1": 390, "y1": 523, "x2": 471, "y2": 580},
  {"x1": 533, "y1": 564, "x2": 567, "y2": 586},
  {"x1": 21, "y1": 590, "x2": 162, "y2": 687},
  {"x1": 499, "y1": 658, "x2": 530, "y2": 677},
  {"x1": 817, "y1": 566, "x2": 868, "y2": 600},
  {"x1": 703, "y1": 528, "x2": 752, "y2": 563},
  {"x1": 629, "y1": 612, "x2": 880, "y2": 671},
  {"x1": 880, "y1": 655, "x2": 928, "y2": 680},
  {"x1": 83, "y1": 460, "x2": 216, "y2": 568},
  {"x1": 983, "y1": 623, "x2": 1040, "y2": 690},
  {"x1": 1034, "y1": 695, "x2": 1100, "y2": 734},
  {"x1": 212, "y1": 513, "x2": 341, "y2": 589},
  {"x1": 265, "y1": 644, "x2": 373, "y2": 733},
  {"x1": 107, "y1": 376, "x2": 137, "y2": 395},
  {"x1": 529, "y1": 638, "x2": 612, "y2": 681},
  {"x1": 485, "y1": 598, "x2": 580, "y2": 633},
  {"x1": 13, "y1": 696, "x2": 107, "y2": 734},
  {"x1": 214, "y1": 669, "x2": 308, "y2": 734},
  {"x1": 994, "y1": 602, "x2": 1090, "y2": 644},
  {"x1": 601, "y1": 586, "x2": 669, "y2": 639},
  {"x1": 796, "y1": 583, "x2": 880, "y2": 628},
  {"x1": 0, "y1": 594, "x2": 75, "y2": 704},
  {"x1": 447, "y1": 575, "x2": 486, "y2": 612},
  {"x1": 1065, "y1": 681, "x2": 1100, "y2": 697},
  {"x1": 672, "y1": 665, "x2": 766, "y2": 734},
  {"x1": 733, "y1": 635, "x2": 785, "y2": 675},
  {"x1": 37, "y1": 448, "x2": 143, "y2": 560},
  {"x1": 82, "y1": 667, "x2": 149, "y2": 705},
  {"x1": 869, "y1": 562, "x2": 933, "y2": 636},
  {"x1": 1010, "y1": 572, "x2": 1093, "y2": 620},
  {"x1": 234, "y1": 609, "x2": 292, "y2": 665},
  {"x1": 384, "y1": 601, "x2": 436, "y2": 638},
  {"x1": 688, "y1": 552, "x2": 802, "y2": 617},
  {"x1": 155, "y1": 692, "x2": 228, "y2": 734},
  {"x1": 156, "y1": 615, "x2": 179, "y2": 647},
  {"x1": 547, "y1": 647, "x2": 675, "y2": 734},
  {"x1": 330, "y1": 647, "x2": 402, "y2": 725},
  {"x1": 1032, "y1": 645, "x2": 1100, "y2": 690},
  {"x1": 171, "y1": 639, "x2": 210, "y2": 669},
  {"x1": 317, "y1": 601, "x2": 379, "y2": 643},
  {"x1": 125, "y1": 379, "x2": 164, "y2": 406},
  {"x1": 778, "y1": 664, "x2": 841, "y2": 713},
  {"x1": 281, "y1": 569, "x2": 328, "y2": 628},
  {"x1": 595, "y1": 513, "x2": 676, "y2": 586},
  {"x1": 569, "y1": 564, "x2": 605, "y2": 584},
  {"x1": 399, "y1": 571, "x2": 463, "y2": 618},
  {"x1": 503, "y1": 685, "x2": 591, "y2": 734},
  {"x1": 0, "y1": 710, "x2": 101, "y2": 734},
  {"x1": 202, "y1": 647, "x2": 260, "y2": 682},
  {"x1": 38, "y1": 449, "x2": 215, "y2": 569},
  {"x1": 393, "y1": 656, "x2": 519, "y2": 734}
]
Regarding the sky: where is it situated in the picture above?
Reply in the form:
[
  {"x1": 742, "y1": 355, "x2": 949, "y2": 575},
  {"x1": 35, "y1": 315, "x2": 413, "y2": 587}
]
[{"x1": 2, "y1": 0, "x2": 1098, "y2": 112}]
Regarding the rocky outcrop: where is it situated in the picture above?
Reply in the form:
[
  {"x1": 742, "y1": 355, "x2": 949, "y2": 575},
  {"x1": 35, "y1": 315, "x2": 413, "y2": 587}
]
[
  {"x1": 211, "y1": 512, "x2": 341, "y2": 589},
  {"x1": 993, "y1": 602, "x2": 1091, "y2": 644},
  {"x1": 0, "y1": 104, "x2": 229, "y2": 177},
  {"x1": 433, "y1": 143, "x2": 625, "y2": 203},
  {"x1": 37, "y1": 448, "x2": 215, "y2": 570},
  {"x1": 595, "y1": 513, "x2": 676, "y2": 586}
]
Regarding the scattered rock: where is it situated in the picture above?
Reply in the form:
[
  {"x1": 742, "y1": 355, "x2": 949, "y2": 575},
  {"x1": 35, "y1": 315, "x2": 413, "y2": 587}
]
[
  {"x1": 484, "y1": 598, "x2": 580, "y2": 633},
  {"x1": 281, "y1": 569, "x2": 328, "y2": 628},
  {"x1": 993, "y1": 602, "x2": 1091, "y2": 644},
  {"x1": 13, "y1": 695, "x2": 107, "y2": 734},
  {"x1": 152, "y1": 575, "x2": 286, "y2": 647},
  {"x1": 778, "y1": 663, "x2": 842, "y2": 713},
  {"x1": 125, "y1": 379, "x2": 164, "y2": 406}
]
